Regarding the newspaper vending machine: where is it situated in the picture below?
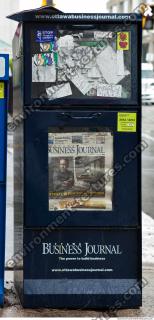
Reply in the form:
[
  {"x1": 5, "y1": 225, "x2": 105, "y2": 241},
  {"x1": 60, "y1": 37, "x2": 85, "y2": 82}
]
[{"x1": 8, "y1": 6, "x2": 142, "y2": 308}]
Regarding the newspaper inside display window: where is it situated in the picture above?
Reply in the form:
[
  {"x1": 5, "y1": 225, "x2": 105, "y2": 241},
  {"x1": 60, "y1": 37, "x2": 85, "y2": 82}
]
[
  {"x1": 48, "y1": 128, "x2": 113, "y2": 211},
  {"x1": 32, "y1": 28, "x2": 131, "y2": 100}
]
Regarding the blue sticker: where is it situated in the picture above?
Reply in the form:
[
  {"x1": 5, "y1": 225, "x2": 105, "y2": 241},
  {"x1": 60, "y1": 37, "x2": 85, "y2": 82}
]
[{"x1": 36, "y1": 30, "x2": 55, "y2": 43}]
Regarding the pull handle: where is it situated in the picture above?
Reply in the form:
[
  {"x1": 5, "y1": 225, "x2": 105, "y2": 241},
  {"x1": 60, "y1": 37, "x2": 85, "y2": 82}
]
[
  {"x1": 58, "y1": 112, "x2": 103, "y2": 120},
  {"x1": 71, "y1": 24, "x2": 96, "y2": 29}
]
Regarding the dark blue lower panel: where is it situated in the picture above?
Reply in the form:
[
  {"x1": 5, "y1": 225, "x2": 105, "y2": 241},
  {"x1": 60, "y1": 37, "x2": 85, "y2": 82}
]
[
  {"x1": 20, "y1": 228, "x2": 142, "y2": 308},
  {"x1": 23, "y1": 293, "x2": 142, "y2": 309},
  {"x1": 24, "y1": 229, "x2": 141, "y2": 280}
]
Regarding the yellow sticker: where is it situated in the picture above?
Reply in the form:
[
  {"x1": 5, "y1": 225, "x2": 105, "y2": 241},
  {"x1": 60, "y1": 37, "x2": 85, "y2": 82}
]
[
  {"x1": 117, "y1": 32, "x2": 129, "y2": 51},
  {"x1": 117, "y1": 113, "x2": 137, "y2": 132},
  {"x1": 0, "y1": 82, "x2": 4, "y2": 99}
]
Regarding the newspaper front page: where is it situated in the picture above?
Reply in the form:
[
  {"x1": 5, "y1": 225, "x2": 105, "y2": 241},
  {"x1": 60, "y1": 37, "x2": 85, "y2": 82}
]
[{"x1": 48, "y1": 129, "x2": 113, "y2": 211}]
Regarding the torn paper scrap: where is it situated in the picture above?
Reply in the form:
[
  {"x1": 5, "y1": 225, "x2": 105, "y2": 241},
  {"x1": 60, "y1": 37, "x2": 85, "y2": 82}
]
[
  {"x1": 96, "y1": 45, "x2": 130, "y2": 84},
  {"x1": 116, "y1": 50, "x2": 125, "y2": 76},
  {"x1": 69, "y1": 74, "x2": 93, "y2": 95},
  {"x1": 94, "y1": 31, "x2": 113, "y2": 39},
  {"x1": 58, "y1": 35, "x2": 74, "y2": 52},
  {"x1": 97, "y1": 84, "x2": 122, "y2": 98},
  {"x1": 87, "y1": 66, "x2": 102, "y2": 78},
  {"x1": 46, "y1": 83, "x2": 72, "y2": 100},
  {"x1": 32, "y1": 64, "x2": 56, "y2": 83},
  {"x1": 65, "y1": 56, "x2": 75, "y2": 68},
  {"x1": 32, "y1": 63, "x2": 56, "y2": 83}
]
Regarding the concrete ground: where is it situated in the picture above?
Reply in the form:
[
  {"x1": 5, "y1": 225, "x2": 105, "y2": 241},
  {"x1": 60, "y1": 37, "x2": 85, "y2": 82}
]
[{"x1": 1, "y1": 105, "x2": 154, "y2": 317}]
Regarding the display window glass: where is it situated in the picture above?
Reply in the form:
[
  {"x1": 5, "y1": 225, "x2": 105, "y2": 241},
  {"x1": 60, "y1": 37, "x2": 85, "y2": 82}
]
[
  {"x1": 31, "y1": 28, "x2": 131, "y2": 101},
  {"x1": 48, "y1": 128, "x2": 113, "y2": 211}
]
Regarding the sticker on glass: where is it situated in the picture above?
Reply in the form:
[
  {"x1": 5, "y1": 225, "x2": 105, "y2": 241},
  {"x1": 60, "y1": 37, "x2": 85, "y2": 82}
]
[
  {"x1": 36, "y1": 30, "x2": 55, "y2": 43},
  {"x1": 94, "y1": 31, "x2": 113, "y2": 39},
  {"x1": 40, "y1": 38, "x2": 58, "y2": 53},
  {"x1": 96, "y1": 46, "x2": 130, "y2": 84},
  {"x1": 33, "y1": 53, "x2": 54, "y2": 66},
  {"x1": 117, "y1": 113, "x2": 137, "y2": 132},
  {"x1": 32, "y1": 54, "x2": 56, "y2": 82},
  {"x1": 46, "y1": 83, "x2": 72, "y2": 100},
  {"x1": 117, "y1": 32, "x2": 129, "y2": 51},
  {"x1": 97, "y1": 84, "x2": 122, "y2": 98}
]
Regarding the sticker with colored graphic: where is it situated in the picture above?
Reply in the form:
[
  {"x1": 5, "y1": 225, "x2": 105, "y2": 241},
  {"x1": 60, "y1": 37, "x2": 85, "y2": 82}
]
[
  {"x1": 40, "y1": 43, "x2": 53, "y2": 52},
  {"x1": 33, "y1": 53, "x2": 54, "y2": 66},
  {"x1": 117, "y1": 32, "x2": 129, "y2": 51},
  {"x1": 36, "y1": 30, "x2": 55, "y2": 43},
  {"x1": 40, "y1": 41, "x2": 58, "y2": 52}
]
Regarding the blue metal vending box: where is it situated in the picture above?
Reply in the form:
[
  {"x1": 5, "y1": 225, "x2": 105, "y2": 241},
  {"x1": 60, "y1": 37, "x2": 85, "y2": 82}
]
[
  {"x1": 8, "y1": 6, "x2": 142, "y2": 309},
  {"x1": 0, "y1": 54, "x2": 9, "y2": 306}
]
